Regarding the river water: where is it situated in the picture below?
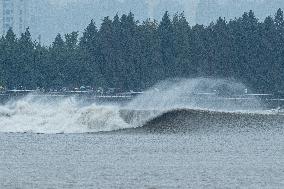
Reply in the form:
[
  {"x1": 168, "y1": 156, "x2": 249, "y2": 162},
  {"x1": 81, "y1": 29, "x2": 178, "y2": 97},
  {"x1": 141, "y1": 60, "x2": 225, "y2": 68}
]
[
  {"x1": 1, "y1": 79, "x2": 284, "y2": 188},
  {"x1": 0, "y1": 128, "x2": 283, "y2": 189}
]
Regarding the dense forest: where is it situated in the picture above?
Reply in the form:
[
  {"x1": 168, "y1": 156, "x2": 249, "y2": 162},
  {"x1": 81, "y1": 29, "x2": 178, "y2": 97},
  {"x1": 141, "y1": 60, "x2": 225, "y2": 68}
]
[{"x1": 1, "y1": 9, "x2": 284, "y2": 93}]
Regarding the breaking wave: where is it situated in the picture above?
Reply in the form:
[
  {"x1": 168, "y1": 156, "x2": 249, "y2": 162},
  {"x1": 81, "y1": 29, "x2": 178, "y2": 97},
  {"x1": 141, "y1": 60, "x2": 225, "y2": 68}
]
[
  {"x1": 0, "y1": 78, "x2": 283, "y2": 134},
  {"x1": 119, "y1": 108, "x2": 284, "y2": 133},
  {"x1": 0, "y1": 96, "x2": 131, "y2": 134}
]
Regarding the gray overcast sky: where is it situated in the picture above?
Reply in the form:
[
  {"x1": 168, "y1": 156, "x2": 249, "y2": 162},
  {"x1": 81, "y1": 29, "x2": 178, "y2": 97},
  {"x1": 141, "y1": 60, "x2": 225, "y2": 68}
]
[{"x1": 28, "y1": 0, "x2": 284, "y2": 45}]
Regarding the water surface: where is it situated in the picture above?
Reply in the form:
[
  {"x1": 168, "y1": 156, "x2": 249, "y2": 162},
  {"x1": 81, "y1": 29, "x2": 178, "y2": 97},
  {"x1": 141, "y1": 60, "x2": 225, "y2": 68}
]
[{"x1": 0, "y1": 128, "x2": 283, "y2": 189}]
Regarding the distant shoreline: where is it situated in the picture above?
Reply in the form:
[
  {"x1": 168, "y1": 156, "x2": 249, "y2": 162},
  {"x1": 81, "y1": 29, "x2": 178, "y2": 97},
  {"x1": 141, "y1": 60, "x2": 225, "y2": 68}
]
[{"x1": 0, "y1": 91, "x2": 284, "y2": 109}]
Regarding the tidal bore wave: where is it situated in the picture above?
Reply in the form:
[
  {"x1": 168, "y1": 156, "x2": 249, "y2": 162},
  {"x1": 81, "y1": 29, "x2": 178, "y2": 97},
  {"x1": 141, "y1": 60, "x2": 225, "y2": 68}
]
[
  {"x1": 119, "y1": 109, "x2": 284, "y2": 133},
  {"x1": 0, "y1": 78, "x2": 283, "y2": 134},
  {"x1": 0, "y1": 96, "x2": 283, "y2": 134}
]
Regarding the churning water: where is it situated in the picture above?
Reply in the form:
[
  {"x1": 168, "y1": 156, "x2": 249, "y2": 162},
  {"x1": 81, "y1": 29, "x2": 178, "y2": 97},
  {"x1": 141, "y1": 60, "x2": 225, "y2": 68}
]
[
  {"x1": 0, "y1": 78, "x2": 283, "y2": 188},
  {"x1": 0, "y1": 78, "x2": 267, "y2": 134}
]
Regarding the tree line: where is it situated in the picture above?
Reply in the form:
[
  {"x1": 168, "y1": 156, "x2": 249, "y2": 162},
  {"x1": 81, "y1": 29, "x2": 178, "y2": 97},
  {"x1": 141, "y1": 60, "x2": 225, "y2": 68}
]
[{"x1": 1, "y1": 9, "x2": 284, "y2": 93}]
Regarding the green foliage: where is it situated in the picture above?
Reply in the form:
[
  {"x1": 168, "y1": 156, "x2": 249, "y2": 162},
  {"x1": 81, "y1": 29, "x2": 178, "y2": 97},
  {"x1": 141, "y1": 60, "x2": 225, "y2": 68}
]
[{"x1": 0, "y1": 10, "x2": 284, "y2": 93}]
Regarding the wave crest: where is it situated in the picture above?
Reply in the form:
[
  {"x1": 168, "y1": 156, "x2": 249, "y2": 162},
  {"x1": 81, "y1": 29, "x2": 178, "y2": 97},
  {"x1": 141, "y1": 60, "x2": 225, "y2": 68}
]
[
  {"x1": 0, "y1": 78, "x2": 280, "y2": 134},
  {"x1": 0, "y1": 96, "x2": 131, "y2": 134}
]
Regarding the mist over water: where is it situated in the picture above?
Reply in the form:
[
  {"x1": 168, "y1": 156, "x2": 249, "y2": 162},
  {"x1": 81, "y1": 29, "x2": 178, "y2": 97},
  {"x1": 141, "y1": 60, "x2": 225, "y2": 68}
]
[
  {"x1": 0, "y1": 78, "x2": 269, "y2": 134},
  {"x1": 127, "y1": 78, "x2": 263, "y2": 111}
]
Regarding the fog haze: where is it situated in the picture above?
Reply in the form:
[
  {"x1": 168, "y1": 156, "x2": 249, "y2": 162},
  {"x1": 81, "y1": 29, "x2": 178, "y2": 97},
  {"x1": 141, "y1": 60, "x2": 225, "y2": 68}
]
[{"x1": 29, "y1": 0, "x2": 284, "y2": 44}]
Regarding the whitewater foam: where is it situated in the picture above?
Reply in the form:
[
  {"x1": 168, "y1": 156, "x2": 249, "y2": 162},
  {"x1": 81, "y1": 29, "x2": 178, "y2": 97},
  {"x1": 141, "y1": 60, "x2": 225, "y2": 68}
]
[
  {"x1": 0, "y1": 78, "x2": 270, "y2": 134},
  {"x1": 0, "y1": 95, "x2": 131, "y2": 134}
]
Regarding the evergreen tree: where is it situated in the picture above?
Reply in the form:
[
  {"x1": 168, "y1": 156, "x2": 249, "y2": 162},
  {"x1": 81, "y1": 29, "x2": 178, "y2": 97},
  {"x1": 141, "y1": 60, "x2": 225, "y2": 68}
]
[
  {"x1": 258, "y1": 16, "x2": 278, "y2": 92},
  {"x1": 98, "y1": 16, "x2": 115, "y2": 88},
  {"x1": 274, "y1": 8, "x2": 284, "y2": 92},
  {"x1": 79, "y1": 20, "x2": 106, "y2": 87},
  {"x1": 275, "y1": 8, "x2": 284, "y2": 31},
  {"x1": 49, "y1": 34, "x2": 66, "y2": 88},
  {"x1": 119, "y1": 12, "x2": 139, "y2": 90},
  {"x1": 172, "y1": 12, "x2": 192, "y2": 77},
  {"x1": 158, "y1": 11, "x2": 174, "y2": 78},
  {"x1": 3, "y1": 29, "x2": 17, "y2": 88},
  {"x1": 0, "y1": 10, "x2": 284, "y2": 94},
  {"x1": 17, "y1": 28, "x2": 36, "y2": 88},
  {"x1": 138, "y1": 19, "x2": 163, "y2": 88}
]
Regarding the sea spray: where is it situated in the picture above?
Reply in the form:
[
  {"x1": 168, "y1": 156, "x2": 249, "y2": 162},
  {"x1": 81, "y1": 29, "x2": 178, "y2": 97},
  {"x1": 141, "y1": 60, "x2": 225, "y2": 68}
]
[
  {"x1": 0, "y1": 95, "x2": 130, "y2": 134},
  {"x1": 127, "y1": 78, "x2": 263, "y2": 111},
  {"x1": 0, "y1": 78, "x2": 267, "y2": 134}
]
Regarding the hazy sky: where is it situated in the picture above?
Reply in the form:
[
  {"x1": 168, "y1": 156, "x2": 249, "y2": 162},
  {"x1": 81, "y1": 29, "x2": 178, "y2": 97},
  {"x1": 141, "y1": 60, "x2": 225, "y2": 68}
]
[
  {"x1": 48, "y1": 0, "x2": 81, "y2": 6},
  {"x1": 27, "y1": 0, "x2": 284, "y2": 45}
]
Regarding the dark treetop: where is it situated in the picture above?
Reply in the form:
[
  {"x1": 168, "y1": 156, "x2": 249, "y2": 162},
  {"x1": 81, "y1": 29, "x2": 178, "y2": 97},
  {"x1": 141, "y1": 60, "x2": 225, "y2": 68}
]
[{"x1": 1, "y1": 9, "x2": 284, "y2": 93}]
